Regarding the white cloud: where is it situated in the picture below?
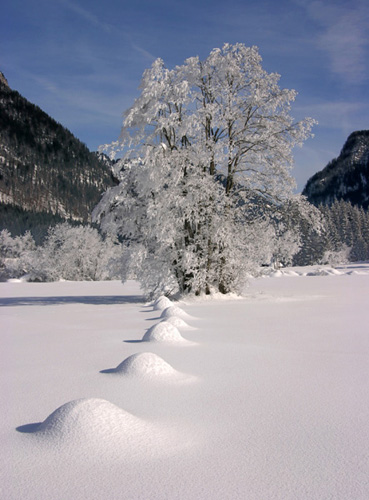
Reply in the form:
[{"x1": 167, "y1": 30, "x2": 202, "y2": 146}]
[{"x1": 301, "y1": 0, "x2": 369, "y2": 84}]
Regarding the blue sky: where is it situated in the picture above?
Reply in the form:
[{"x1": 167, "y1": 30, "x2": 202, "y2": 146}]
[{"x1": 1, "y1": 0, "x2": 368, "y2": 191}]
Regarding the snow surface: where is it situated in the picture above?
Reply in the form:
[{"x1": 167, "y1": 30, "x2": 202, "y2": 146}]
[{"x1": 1, "y1": 266, "x2": 369, "y2": 499}]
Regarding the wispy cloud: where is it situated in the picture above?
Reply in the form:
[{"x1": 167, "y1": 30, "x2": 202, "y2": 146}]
[
  {"x1": 302, "y1": 0, "x2": 369, "y2": 85},
  {"x1": 295, "y1": 99, "x2": 369, "y2": 131},
  {"x1": 59, "y1": 0, "x2": 114, "y2": 33},
  {"x1": 130, "y1": 43, "x2": 156, "y2": 63},
  {"x1": 58, "y1": 0, "x2": 156, "y2": 63}
]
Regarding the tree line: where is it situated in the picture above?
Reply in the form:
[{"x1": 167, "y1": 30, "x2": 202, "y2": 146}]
[{"x1": 1, "y1": 199, "x2": 368, "y2": 284}]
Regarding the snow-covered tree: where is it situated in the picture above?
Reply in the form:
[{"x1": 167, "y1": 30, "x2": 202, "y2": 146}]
[{"x1": 94, "y1": 43, "x2": 315, "y2": 297}]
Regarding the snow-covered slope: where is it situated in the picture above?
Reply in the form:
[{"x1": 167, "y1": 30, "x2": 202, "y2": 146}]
[{"x1": 1, "y1": 267, "x2": 368, "y2": 499}]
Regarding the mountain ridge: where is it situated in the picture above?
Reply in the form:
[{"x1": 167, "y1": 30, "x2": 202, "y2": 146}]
[{"x1": 302, "y1": 130, "x2": 369, "y2": 209}]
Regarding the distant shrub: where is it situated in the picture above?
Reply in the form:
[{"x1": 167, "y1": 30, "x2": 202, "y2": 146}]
[
  {"x1": 0, "y1": 229, "x2": 36, "y2": 280},
  {"x1": 1, "y1": 224, "x2": 122, "y2": 282}
]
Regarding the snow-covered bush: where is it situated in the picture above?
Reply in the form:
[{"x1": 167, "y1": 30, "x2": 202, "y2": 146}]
[
  {"x1": 0, "y1": 229, "x2": 36, "y2": 280},
  {"x1": 320, "y1": 246, "x2": 351, "y2": 266},
  {"x1": 1, "y1": 224, "x2": 122, "y2": 282},
  {"x1": 269, "y1": 224, "x2": 300, "y2": 269},
  {"x1": 94, "y1": 43, "x2": 315, "y2": 298},
  {"x1": 27, "y1": 223, "x2": 120, "y2": 282}
]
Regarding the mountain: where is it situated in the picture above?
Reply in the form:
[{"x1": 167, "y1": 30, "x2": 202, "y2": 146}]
[
  {"x1": 0, "y1": 72, "x2": 116, "y2": 235},
  {"x1": 302, "y1": 131, "x2": 369, "y2": 209}
]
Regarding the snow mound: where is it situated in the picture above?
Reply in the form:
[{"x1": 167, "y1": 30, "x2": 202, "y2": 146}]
[
  {"x1": 34, "y1": 398, "x2": 149, "y2": 443},
  {"x1": 153, "y1": 296, "x2": 173, "y2": 311},
  {"x1": 271, "y1": 270, "x2": 283, "y2": 277},
  {"x1": 305, "y1": 266, "x2": 344, "y2": 276},
  {"x1": 24, "y1": 397, "x2": 192, "y2": 458},
  {"x1": 306, "y1": 268, "x2": 330, "y2": 276},
  {"x1": 163, "y1": 316, "x2": 195, "y2": 330},
  {"x1": 143, "y1": 321, "x2": 190, "y2": 343},
  {"x1": 283, "y1": 270, "x2": 300, "y2": 277},
  {"x1": 324, "y1": 268, "x2": 343, "y2": 275},
  {"x1": 160, "y1": 305, "x2": 191, "y2": 319},
  {"x1": 113, "y1": 352, "x2": 179, "y2": 378}
]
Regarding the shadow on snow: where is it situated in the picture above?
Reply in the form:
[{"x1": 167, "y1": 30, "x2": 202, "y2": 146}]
[
  {"x1": 16, "y1": 423, "x2": 42, "y2": 433},
  {"x1": 0, "y1": 295, "x2": 144, "y2": 307}
]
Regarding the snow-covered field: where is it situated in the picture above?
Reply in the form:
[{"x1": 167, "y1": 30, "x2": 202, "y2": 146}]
[{"x1": 1, "y1": 264, "x2": 369, "y2": 500}]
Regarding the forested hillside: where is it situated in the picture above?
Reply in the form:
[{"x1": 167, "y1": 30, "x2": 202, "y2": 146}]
[{"x1": 0, "y1": 73, "x2": 115, "y2": 234}]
